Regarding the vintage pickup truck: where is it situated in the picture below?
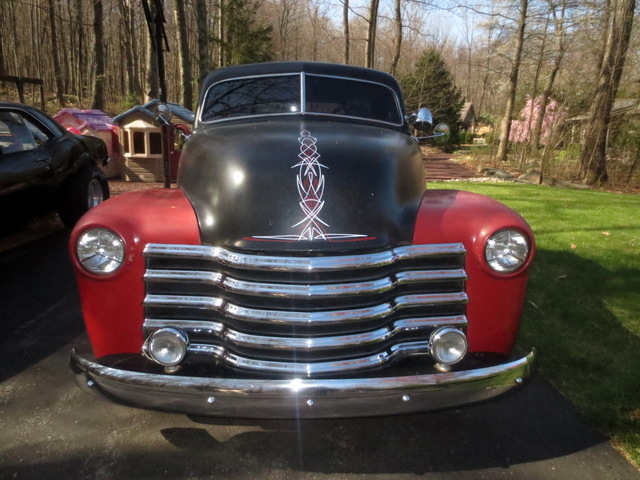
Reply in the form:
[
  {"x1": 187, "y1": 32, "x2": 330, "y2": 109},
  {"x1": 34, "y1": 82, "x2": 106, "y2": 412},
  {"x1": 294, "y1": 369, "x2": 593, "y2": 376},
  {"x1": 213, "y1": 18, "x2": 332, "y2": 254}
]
[{"x1": 69, "y1": 61, "x2": 535, "y2": 418}]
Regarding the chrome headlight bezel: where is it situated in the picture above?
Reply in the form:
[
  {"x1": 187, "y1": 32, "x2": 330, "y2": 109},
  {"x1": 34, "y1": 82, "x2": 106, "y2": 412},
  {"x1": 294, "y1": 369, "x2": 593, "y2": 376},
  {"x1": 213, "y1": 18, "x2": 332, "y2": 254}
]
[
  {"x1": 75, "y1": 227, "x2": 126, "y2": 276},
  {"x1": 143, "y1": 328, "x2": 189, "y2": 366},
  {"x1": 430, "y1": 327, "x2": 468, "y2": 366},
  {"x1": 484, "y1": 228, "x2": 530, "y2": 274}
]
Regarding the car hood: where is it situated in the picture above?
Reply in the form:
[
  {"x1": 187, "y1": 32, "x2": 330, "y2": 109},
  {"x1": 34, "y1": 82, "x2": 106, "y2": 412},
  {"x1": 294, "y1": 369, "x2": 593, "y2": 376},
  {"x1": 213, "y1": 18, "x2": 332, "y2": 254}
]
[{"x1": 178, "y1": 118, "x2": 425, "y2": 254}]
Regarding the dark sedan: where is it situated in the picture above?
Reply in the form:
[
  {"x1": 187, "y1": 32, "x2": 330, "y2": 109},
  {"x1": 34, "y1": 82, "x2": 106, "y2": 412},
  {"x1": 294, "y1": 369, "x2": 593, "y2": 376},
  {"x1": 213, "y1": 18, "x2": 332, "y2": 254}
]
[{"x1": 0, "y1": 102, "x2": 109, "y2": 229}]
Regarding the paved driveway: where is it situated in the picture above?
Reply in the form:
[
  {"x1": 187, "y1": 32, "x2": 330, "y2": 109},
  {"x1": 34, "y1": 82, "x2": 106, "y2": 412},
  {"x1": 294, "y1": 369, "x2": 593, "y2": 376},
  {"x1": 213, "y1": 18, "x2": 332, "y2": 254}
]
[{"x1": 1, "y1": 228, "x2": 639, "y2": 479}]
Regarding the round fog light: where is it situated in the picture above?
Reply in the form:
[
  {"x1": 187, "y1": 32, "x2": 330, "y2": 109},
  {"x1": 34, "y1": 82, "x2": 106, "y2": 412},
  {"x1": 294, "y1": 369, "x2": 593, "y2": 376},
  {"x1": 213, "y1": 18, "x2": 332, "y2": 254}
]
[
  {"x1": 430, "y1": 327, "x2": 468, "y2": 365},
  {"x1": 146, "y1": 328, "x2": 189, "y2": 366}
]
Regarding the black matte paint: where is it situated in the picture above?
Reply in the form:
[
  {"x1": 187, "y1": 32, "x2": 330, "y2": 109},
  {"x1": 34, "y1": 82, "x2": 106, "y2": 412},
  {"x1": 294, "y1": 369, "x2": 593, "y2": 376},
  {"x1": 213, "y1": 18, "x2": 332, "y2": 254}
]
[{"x1": 178, "y1": 117, "x2": 424, "y2": 254}]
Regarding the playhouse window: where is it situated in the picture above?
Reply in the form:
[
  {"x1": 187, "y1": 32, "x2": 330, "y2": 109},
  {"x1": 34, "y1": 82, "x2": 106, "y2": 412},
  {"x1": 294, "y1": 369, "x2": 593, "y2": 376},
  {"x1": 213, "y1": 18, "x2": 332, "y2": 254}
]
[
  {"x1": 149, "y1": 132, "x2": 162, "y2": 154},
  {"x1": 133, "y1": 131, "x2": 145, "y2": 154}
]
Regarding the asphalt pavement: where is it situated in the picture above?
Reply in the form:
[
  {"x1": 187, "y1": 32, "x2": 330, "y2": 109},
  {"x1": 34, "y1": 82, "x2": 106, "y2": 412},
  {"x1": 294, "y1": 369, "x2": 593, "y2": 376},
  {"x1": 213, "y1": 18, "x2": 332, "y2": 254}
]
[{"x1": 1, "y1": 225, "x2": 639, "y2": 479}]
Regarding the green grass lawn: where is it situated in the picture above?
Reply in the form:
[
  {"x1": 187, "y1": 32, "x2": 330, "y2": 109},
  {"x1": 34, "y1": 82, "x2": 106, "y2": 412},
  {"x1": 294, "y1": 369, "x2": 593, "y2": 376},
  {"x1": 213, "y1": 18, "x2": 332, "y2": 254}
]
[{"x1": 429, "y1": 181, "x2": 640, "y2": 467}]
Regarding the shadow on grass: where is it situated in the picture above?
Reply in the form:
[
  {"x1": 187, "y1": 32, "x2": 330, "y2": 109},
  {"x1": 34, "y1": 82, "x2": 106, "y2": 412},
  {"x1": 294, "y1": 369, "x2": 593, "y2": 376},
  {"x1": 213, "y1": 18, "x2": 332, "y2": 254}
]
[{"x1": 519, "y1": 249, "x2": 640, "y2": 463}]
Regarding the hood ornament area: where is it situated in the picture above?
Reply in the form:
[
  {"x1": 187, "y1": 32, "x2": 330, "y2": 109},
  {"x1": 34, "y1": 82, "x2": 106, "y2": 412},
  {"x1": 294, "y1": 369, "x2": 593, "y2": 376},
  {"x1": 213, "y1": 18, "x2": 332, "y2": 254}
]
[{"x1": 251, "y1": 130, "x2": 371, "y2": 242}]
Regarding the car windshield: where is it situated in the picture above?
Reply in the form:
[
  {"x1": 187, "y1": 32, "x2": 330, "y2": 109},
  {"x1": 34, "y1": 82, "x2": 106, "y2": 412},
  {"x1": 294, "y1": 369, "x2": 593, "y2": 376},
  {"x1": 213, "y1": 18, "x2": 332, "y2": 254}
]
[{"x1": 200, "y1": 73, "x2": 402, "y2": 125}]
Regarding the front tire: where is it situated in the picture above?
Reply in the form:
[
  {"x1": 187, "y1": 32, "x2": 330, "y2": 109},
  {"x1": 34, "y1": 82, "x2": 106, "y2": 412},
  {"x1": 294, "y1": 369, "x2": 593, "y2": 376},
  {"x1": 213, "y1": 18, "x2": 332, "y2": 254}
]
[{"x1": 58, "y1": 167, "x2": 110, "y2": 228}]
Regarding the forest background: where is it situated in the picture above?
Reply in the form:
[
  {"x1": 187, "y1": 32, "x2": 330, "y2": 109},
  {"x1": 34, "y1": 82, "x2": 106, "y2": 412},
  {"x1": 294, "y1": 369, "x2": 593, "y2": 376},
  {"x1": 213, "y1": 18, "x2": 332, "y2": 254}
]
[{"x1": 0, "y1": 0, "x2": 638, "y2": 188}]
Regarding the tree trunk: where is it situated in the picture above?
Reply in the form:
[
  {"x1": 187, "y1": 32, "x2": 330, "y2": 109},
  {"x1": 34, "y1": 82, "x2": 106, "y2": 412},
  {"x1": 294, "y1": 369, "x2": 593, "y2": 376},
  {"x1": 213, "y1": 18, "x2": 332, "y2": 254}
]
[
  {"x1": 195, "y1": 0, "x2": 209, "y2": 85},
  {"x1": 390, "y1": 0, "x2": 402, "y2": 76},
  {"x1": 174, "y1": 0, "x2": 193, "y2": 110},
  {"x1": 496, "y1": 0, "x2": 528, "y2": 163},
  {"x1": 129, "y1": 1, "x2": 142, "y2": 99},
  {"x1": 365, "y1": 0, "x2": 380, "y2": 68},
  {"x1": 92, "y1": 0, "x2": 105, "y2": 110},
  {"x1": 343, "y1": 0, "x2": 350, "y2": 64},
  {"x1": 579, "y1": 0, "x2": 636, "y2": 184},
  {"x1": 530, "y1": 0, "x2": 568, "y2": 154},
  {"x1": 118, "y1": 0, "x2": 138, "y2": 101},
  {"x1": 47, "y1": 0, "x2": 65, "y2": 107}
]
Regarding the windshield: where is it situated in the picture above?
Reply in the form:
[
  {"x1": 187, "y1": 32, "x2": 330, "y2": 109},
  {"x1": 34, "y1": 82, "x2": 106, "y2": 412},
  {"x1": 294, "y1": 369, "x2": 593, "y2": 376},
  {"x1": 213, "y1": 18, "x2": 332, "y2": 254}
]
[{"x1": 200, "y1": 73, "x2": 402, "y2": 125}]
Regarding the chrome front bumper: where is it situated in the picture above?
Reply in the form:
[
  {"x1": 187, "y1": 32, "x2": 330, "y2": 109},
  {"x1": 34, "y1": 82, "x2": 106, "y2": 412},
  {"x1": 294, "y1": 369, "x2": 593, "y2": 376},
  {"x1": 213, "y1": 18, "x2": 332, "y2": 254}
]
[{"x1": 70, "y1": 349, "x2": 536, "y2": 418}]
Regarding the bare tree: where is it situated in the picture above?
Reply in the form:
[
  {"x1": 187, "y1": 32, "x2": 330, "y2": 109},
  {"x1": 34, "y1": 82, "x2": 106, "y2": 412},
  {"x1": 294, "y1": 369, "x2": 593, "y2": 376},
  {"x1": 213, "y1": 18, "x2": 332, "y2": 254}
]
[
  {"x1": 496, "y1": 0, "x2": 529, "y2": 163},
  {"x1": 343, "y1": 0, "x2": 350, "y2": 64},
  {"x1": 195, "y1": 0, "x2": 210, "y2": 86},
  {"x1": 174, "y1": 0, "x2": 193, "y2": 110},
  {"x1": 579, "y1": 0, "x2": 636, "y2": 184},
  {"x1": 389, "y1": 0, "x2": 403, "y2": 75},
  {"x1": 365, "y1": 0, "x2": 380, "y2": 68},
  {"x1": 48, "y1": 0, "x2": 65, "y2": 107},
  {"x1": 92, "y1": 0, "x2": 105, "y2": 110},
  {"x1": 530, "y1": 0, "x2": 569, "y2": 154}
]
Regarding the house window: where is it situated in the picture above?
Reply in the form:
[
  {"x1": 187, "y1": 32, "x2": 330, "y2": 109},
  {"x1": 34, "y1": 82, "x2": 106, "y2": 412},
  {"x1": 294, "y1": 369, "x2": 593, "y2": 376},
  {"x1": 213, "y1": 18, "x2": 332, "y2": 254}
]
[
  {"x1": 133, "y1": 131, "x2": 145, "y2": 154},
  {"x1": 123, "y1": 131, "x2": 130, "y2": 153},
  {"x1": 149, "y1": 132, "x2": 162, "y2": 154}
]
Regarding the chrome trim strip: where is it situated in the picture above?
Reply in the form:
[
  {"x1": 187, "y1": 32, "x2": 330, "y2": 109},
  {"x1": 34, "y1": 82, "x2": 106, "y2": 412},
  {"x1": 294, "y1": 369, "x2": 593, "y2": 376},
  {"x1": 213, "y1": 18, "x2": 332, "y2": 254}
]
[
  {"x1": 144, "y1": 268, "x2": 467, "y2": 298},
  {"x1": 190, "y1": 341, "x2": 430, "y2": 375},
  {"x1": 144, "y1": 292, "x2": 469, "y2": 326},
  {"x1": 143, "y1": 243, "x2": 466, "y2": 273},
  {"x1": 70, "y1": 349, "x2": 536, "y2": 418},
  {"x1": 143, "y1": 315, "x2": 467, "y2": 353}
]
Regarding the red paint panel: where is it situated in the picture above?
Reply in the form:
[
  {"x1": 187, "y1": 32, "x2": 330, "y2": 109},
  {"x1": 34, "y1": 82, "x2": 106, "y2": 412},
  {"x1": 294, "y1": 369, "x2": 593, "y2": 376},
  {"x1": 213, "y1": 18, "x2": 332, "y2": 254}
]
[
  {"x1": 413, "y1": 190, "x2": 535, "y2": 354},
  {"x1": 69, "y1": 189, "x2": 201, "y2": 358}
]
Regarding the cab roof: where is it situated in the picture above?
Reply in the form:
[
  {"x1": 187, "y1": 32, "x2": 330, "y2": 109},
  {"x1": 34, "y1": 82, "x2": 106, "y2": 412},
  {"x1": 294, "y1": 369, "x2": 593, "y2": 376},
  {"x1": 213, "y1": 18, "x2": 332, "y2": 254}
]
[{"x1": 200, "y1": 62, "x2": 404, "y2": 102}]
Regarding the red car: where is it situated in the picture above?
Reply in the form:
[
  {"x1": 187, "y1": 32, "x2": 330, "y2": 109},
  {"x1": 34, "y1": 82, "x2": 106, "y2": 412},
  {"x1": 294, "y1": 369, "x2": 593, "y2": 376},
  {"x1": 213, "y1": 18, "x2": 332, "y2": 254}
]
[{"x1": 69, "y1": 62, "x2": 535, "y2": 418}]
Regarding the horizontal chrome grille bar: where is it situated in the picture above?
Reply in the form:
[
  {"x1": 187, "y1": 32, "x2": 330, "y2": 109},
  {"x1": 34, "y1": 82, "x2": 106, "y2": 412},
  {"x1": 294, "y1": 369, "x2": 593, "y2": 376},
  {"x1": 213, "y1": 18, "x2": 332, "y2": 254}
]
[
  {"x1": 144, "y1": 268, "x2": 467, "y2": 298},
  {"x1": 143, "y1": 242, "x2": 467, "y2": 374},
  {"x1": 189, "y1": 341, "x2": 432, "y2": 375},
  {"x1": 144, "y1": 243, "x2": 465, "y2": 273},
  {"x1": 144, "y1": 292, "x2": 469, "y2": 326},
  {"x1": 143, "y1": 315, "x2": 467, "y2": 352}
]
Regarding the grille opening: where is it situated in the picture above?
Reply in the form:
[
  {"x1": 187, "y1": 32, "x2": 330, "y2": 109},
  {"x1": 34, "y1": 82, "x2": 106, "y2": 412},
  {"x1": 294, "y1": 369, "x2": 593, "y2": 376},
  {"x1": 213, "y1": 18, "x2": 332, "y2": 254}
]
[{"x1": 143, "y1": 243, "x2": 467, "y2": 375}]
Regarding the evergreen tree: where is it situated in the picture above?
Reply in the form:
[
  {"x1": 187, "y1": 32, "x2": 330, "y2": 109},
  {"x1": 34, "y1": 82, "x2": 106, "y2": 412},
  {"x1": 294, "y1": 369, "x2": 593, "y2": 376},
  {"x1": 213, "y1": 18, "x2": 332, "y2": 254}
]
[
  {"x1": 220, "y1": 0, "x2": 274, "y2": 66},
  {"x1": 401, "y1": 49, "x2": 464, "y2": 143}
]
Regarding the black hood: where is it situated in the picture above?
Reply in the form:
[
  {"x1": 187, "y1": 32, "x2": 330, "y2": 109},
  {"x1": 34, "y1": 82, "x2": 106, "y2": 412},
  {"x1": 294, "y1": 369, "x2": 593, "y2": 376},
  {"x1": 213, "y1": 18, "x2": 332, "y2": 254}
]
[{"x1": 178, "y1": 118, "x2": 424, "y2": 254}]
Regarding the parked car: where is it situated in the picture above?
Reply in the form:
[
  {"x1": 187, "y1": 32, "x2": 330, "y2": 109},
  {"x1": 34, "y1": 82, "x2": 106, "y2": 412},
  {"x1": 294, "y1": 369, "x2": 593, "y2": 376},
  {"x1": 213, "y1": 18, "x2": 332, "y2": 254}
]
[
  {"x1": 0, "y1": 102, "x2": 109, "y2": 228},
  {"x1": 69, "y1": 62, "x2": 535, "y2": 418}
]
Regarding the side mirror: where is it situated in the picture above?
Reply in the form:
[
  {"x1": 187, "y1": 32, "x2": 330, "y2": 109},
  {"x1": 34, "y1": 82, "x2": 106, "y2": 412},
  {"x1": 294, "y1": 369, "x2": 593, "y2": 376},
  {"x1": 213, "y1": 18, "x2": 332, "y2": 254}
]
[
  {"x1": 414, "y1": 107, "x2": 433, "y2": 132},
  {"x1": 408, "y1": 106, "x2": 451, "y2": 143},
  {"x1": 432, "y1": 123, "x2": 451, "y2": 144},
  {"x1": 154, "y1": 102, "x2": 190, "y2": 141},
  {"x1": 407, "y1": 107, "x2": 433, "y2": 133},
  {"x1": 155, "y1": 103, "x2": 173, "y2": 125}
]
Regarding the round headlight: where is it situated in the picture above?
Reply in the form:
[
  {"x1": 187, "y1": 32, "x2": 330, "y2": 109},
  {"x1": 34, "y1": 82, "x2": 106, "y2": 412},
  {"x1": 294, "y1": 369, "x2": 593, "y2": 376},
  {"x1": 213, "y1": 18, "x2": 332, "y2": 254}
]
[
  {"x1": 485, "y1": 229, "x2": 530, "y2": 273},
  {"x1": 76, "y1": 228, "x2": 125, "y2": 275},
  {"x1": 430, "y1": 327, "x2": 468, "y2": 365},
  {"x1": 145, "y1": 328, "x2": 189, "y2": 366}
]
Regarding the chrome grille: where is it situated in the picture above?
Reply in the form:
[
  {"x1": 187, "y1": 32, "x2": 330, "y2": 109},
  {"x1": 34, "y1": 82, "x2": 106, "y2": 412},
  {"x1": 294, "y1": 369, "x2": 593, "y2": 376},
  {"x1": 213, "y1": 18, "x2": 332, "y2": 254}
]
[{"x1": 143, "y1": 243, "x2": 468, "y2": 375}]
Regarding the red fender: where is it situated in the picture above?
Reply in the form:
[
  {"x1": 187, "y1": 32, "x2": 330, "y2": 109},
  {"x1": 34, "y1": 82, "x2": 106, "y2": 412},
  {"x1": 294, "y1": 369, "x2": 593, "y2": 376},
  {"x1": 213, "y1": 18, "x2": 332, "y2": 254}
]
[
  {"x1": 413, "y1": 189, "x2": 535, "y2": 354},
  {"x1": 69, "y1": 188, "x2": 201, "y2": 358}
]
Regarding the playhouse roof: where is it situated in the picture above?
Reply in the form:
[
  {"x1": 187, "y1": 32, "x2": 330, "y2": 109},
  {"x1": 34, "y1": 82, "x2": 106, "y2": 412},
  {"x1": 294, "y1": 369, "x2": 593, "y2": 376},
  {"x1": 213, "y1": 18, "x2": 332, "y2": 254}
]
[
  {"x1": 54, "y1": 108, "x2": 115, "y2": 132},
  {"x1": 113, "y1": 100, "x2": 195, "y2": 126}
]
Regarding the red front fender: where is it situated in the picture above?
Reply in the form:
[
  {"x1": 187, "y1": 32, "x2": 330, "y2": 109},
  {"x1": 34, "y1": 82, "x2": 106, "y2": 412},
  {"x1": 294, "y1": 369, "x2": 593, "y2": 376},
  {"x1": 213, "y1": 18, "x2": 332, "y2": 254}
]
[
  {"x1": 69, "y1": 188, "x2": 201, "y2": 358},
  {"x1": 413, "y1": 189, "x2": 535, "y2": 355}
]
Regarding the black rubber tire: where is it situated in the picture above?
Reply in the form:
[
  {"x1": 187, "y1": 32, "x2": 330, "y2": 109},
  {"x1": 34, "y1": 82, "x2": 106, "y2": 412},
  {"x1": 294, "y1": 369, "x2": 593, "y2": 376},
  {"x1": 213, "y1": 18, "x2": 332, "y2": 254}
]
[{"x1": 57, "y1": 167, "x2": 110, "y2": 228}]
